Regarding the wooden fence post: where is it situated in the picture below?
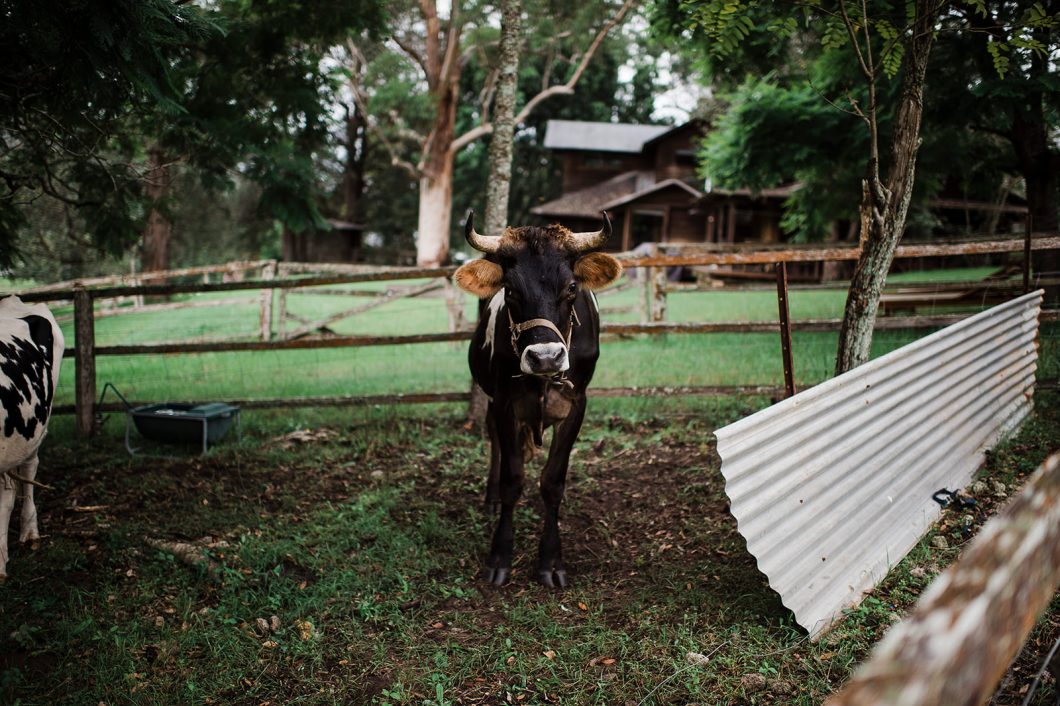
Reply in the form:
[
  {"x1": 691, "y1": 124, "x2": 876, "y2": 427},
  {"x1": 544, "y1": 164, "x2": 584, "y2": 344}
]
[
  {"x1": 775, "y1": 262, "x2": 796, "y2": 398},
  {"x1": 276, "y1": 288, "x2": 288, "y2": 341},
  {"x1": 73, "y1": 287, "x2": 96, "y2": 438},
  {"x1": 1024, "y1": 212, "x2": 1033, "y2": 294},
  {"x1": 637, "y1": 266, "x2": 649, "y2": 324},
  {"x1": 648, "y1": 245, "x2": 668, "y2": 322},
  {"x1": 444, "y1": 277, "x2": 466, "y2": 333},
  {"x1": 259, "y1": 260, "x2": 276, "y2": 341}
]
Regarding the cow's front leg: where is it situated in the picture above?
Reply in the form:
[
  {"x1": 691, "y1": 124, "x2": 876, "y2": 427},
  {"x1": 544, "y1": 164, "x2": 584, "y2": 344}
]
[
  {"x1": 0, "y1": 470, "x2": 16, "y2": 580},
  {"x1": 537, "y1": 396, "x2": 586, "y2": 588},
  {"x1": 484, "y1": 409, "x2": 524, "y2": 586},
  {"x1": 18, "y1": 454, "x2": 40, "y2": 547},
  {"x1": 483, "y1": 407, "x2": 502, "y2": 514}
]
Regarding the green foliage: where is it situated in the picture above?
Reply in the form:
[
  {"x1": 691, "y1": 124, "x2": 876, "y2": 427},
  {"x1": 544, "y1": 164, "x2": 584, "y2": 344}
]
[
  {"x1": 1, "y1": 0, "x2": 388, "y2": 272},
  {"x1": 0, "y1": 0, "x2": 214, "y2": 266},
  {"x1": 3, "y1": 383, "x2": 1057, "y2": 703},
  {"x1": 658, "y1": 0, "x2": 1060, "y2": 241}
]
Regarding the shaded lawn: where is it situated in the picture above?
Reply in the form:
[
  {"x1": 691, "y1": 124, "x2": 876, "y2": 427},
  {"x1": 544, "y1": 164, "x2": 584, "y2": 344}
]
[{"x1": 0, "y1": 392, "x2": 1057, "y2": 705}]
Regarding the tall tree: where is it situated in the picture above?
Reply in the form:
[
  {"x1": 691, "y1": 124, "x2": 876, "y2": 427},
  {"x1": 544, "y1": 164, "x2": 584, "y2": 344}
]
[
  {"x1": 833, "y1": 0, "x2": 942, "y2": 373},
  {"x1": 0, "y1": 0, "x2": 213, "y2": 267},
  {"x1": 375, "y1": 0, "x2": 636, "y2": 267},
  {"x1": 663, "y1": 0, "x2": 1058, "y2": 371},
  {"x1": 483, "y1": 0, "x2": 523, "y2": 235},
  {"x1": 1, "y1": 0, "x2": 387, "y2": 273}
]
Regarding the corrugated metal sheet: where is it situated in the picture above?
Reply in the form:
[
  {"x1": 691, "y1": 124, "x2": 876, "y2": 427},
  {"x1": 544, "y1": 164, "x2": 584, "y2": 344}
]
[{"x1": 714, "y1": 291, "x2": 1044, "y2": 638}]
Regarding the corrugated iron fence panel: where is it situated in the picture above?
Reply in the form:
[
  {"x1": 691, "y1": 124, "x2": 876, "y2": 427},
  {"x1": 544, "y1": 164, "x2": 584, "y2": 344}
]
[{"x1": 714, "y1": 291, "x2": 1043, "y2": 638}]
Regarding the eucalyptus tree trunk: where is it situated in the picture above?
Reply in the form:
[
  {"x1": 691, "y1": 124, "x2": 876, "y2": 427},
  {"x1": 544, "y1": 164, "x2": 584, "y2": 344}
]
[
  {"x1": 342, "y1": 58, "x2": 368, "y2": 225},
  {"x1": 834, "y1": 1, "x2": 936, "y2": 374},
  {"x1": 141, "y1": 145, "x2": 173, "y2": 272},
  {"x1": 483, "y1": 0, "x2": 522, "y2": 235},
  {"x1": 468, "y1": 0, "x2": 522, "y2": 428}
]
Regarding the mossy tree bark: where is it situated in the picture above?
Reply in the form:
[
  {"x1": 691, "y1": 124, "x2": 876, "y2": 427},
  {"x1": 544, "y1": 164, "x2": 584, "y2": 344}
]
[{"x1": 835, "y1": 0, "x2": 938, "y2": 374}]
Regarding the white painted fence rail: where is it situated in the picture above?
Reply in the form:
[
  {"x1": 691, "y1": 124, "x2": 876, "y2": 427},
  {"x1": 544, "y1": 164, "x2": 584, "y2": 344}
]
[{"x1": 714, "y1": 290, "x2": 1044, "y2": 637}]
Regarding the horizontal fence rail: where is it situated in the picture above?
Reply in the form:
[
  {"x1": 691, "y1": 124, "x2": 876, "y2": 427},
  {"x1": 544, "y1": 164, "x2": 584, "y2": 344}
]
[
  {"x1": 56, "y1": 310, "x2": 1060, "y2": 359},
  {"x1": 827, "y1": 451, "x2": 1060, "y2": 706},
  {"x1": 714, "y1": 291, "x2": 1044, "y2": 638},
  {"x1": 53, "y1": 384, "x2": 789, "y2": 416},
  {"x1": 5, "y1": 234, "x2": 1054, "y2": 436},
  {"x1": 9, "y1": 233, "x2": 1059, "y2": 304}
]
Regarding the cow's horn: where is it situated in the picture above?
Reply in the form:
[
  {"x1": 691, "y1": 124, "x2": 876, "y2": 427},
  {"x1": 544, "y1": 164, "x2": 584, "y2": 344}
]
[
  {"x1": 568, "y1": 211, "x2": 612, "y2": 252},
  {"x1": 464, "y1": 210, "x2": 500, "y2": 254}
]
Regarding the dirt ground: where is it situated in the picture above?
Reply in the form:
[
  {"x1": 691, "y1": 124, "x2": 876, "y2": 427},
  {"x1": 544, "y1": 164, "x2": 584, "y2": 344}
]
[{"x1": 0, "y1": 400, "x2": 1058, "y2": 704}]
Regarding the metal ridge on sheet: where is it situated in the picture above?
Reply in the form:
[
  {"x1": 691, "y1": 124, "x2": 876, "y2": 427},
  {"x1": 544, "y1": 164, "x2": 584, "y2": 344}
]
[{"x1": 714, "y1": 291, "x2": 1043, "y2": 637}]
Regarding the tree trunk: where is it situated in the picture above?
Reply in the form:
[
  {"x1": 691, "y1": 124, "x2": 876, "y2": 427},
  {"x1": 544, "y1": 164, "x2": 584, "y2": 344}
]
[
  {"x1": 343, "y1": 59, "x2": 368, "y2": 225},
  {"x1": 141, "y1": 146, "x2": 172, "y2": 272},
  {"x1": 483, "y1": 0, "x2": 522, "y2": 235},
  {"x1": 416, "y1": 75, "x2": 460, "y2": 267},
  {"x1": 835, "y1": 1, "x2": 936, "y2": 375},
  {"x1": 468, "y1": 0, "x2": 522, "y2": 429},
  {"x1": 1011, "y1": 96, "x2": 1060, "y2": 303}
]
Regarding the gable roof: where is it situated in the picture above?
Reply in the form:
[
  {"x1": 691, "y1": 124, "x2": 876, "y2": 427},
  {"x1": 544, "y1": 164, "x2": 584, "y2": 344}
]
[
  {"x1": 600, "y1": 179, "x2": 703, "y2": 211},
  {"x1": 543, "y1": 120, "x2": 671, "y2": 154},
  {"x1": 530, "y1": 171, "x2": 648, "y2": 219},
  {"x1": 639, "y1": 120, "x2": 708, "y2": 151}
]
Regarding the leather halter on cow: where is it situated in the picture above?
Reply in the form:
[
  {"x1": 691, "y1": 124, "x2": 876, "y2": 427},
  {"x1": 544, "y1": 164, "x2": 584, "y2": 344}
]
[{"x1": 453, "y1": 211, "x2": 622, "y2": 587}]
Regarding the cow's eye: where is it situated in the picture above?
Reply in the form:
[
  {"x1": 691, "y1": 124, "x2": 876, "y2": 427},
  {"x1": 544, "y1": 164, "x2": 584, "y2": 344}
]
[{"x1": 567, "y1": 282, "x2": 577, "y2": 295}]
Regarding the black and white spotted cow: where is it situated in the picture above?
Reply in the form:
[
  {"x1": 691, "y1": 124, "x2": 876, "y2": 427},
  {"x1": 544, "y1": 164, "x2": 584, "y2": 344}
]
[
  {"x1": 453, "y1": 212, "x2": 621, "y2": 588},
  {"x1": 0, "y1": 296, "x2": 63, "y2": 579}
]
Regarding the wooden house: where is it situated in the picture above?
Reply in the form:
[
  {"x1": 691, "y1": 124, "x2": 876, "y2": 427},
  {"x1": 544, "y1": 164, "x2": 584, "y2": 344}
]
[
  {"x1": 281, "y1": 219, "x2": 364, "y2": 263},
  {"x1": 531, "y1": 119, "x2": 797, "y2": 252},
  {"x1": 531, "y1": 118, "x2": 1026, "y2": 251}
]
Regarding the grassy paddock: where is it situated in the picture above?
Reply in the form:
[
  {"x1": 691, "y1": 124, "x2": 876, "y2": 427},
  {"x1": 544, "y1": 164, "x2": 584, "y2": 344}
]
[
  {"x1": 39, "y1": 266, "x2": 1057, "y2": 408},
  {"x1": 0, "y1": 392, "x2": 1057, "y2": 705}
]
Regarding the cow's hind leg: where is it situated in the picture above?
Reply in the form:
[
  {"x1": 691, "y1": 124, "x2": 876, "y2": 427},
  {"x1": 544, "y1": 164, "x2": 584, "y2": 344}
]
[
  {"x1": 483, "y1": 406, "x2": 501, "y2": 514},
  {"x1": 537, "y1": 396, "x2": 586, "y2": 588},
  {"x1": 18, "y1": 453, "x2": 40, "y2": 547},
  {"x1": 0, "y1": 468, "x2": 16, "y2": 579},
  {"x1": 483, "y1": 410, "x2": 524, "y2": 586}
]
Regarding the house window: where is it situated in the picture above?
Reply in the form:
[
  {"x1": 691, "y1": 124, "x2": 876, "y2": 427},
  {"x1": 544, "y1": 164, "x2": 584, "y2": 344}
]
[
  {"x1": 675, "y1": 150, "x2": 698, "y2": 167},
  {"x1": 582, "y1": 155, "x2": 625, "y2": 170}
]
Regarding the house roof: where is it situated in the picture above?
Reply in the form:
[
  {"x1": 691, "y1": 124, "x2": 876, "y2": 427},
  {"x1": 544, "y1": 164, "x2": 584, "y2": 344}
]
[
  {"x1": 639, "y1": 119, "x2": 708, "y2": 151},
  {"x1": 325, "y1": 218, "x2": 365, "y2": 231},
  {"x1": 698, "y1": 183, "x2": 801, "y2": 201},
  {"x1": 530, "y1": 171, "x2": 650, "y2": 219},
  {"x1": 543, "y1": 120, "x2": 671, "y2": 154},
  {"x1": 600, "y1": 179, "x2": 703, "y2": 211}
]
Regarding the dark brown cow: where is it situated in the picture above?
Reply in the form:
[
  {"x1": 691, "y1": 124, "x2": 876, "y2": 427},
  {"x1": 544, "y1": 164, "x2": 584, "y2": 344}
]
[{"x1": 452, "y1": 211, "x2": 621, "y2": 587}]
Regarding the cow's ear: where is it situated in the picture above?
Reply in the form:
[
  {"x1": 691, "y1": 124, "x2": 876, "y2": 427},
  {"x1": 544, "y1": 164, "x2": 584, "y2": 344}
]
[
  {"x1": 573, "y1": 252, "x2": 622, "y2": 290},
  {"x1": 454, "y1": 259, "x2": 504, "y2": 298}
]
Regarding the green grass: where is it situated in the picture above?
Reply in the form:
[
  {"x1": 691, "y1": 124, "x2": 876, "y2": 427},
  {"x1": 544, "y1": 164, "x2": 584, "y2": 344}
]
[
  {"x1": 1, "y1": 267, "x2": 1058, "y2": 704},
  {"x1": 38, "y1": 267, "x2": 1056, "y2": 409},
  {"x1": 0, "y1": 392, "x2": 1057, "y2": 705}
]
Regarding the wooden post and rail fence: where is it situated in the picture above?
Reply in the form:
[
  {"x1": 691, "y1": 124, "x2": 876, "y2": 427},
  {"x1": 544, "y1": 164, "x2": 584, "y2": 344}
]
[
  {"x1": 10, "y1": 232, "x2": 1060, "y2": 705},
  {"x1": 8, "y1": 233, "x2": 1060, "y2": 439}
]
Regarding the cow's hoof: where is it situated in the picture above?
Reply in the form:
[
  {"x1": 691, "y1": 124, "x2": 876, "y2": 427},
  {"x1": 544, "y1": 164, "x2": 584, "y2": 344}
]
[
  {"x1": 482, "y1": 566, "x2": 511, "y2": 586},
  {"x1": 537, "y1": 568, "x2": 569, "y2": 589}
]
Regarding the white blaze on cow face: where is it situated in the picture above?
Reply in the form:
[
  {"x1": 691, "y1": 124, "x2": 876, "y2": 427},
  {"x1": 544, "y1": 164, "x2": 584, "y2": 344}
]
[
  {"x1": 483, "y1": 288, "x2": 506, "y2": 360},
  {"x1": 520, "y1": 342, "x2": 569, "y2": 376}
]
